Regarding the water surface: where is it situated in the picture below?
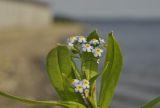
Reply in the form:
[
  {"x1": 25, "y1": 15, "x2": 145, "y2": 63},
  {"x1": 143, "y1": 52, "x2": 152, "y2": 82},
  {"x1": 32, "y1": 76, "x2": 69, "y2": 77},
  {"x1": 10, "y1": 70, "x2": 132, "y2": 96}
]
[{"x1": 83, "y1": 21, "x2": 160, "y2": 108}]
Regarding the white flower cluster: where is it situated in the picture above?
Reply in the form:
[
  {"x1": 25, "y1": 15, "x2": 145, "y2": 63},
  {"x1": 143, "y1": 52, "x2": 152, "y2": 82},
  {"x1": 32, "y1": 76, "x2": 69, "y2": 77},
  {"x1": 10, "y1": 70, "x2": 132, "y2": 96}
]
[
  {"x1": 67, "y1": 36, "x2": 86, "y2": 47},
  {"x1": 72, "y1": 79, "x2": 90, "y2": 98},
  {"x1": 67, "y1": 36, "x2": 105, "y2": 59}
]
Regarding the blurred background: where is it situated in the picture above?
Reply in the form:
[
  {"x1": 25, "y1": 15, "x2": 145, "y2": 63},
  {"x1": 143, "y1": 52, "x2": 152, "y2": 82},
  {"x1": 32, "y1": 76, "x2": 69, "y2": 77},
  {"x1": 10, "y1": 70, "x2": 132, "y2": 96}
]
[{"x1": 0, "y1": 0, "x2": 159, "y2": 108}]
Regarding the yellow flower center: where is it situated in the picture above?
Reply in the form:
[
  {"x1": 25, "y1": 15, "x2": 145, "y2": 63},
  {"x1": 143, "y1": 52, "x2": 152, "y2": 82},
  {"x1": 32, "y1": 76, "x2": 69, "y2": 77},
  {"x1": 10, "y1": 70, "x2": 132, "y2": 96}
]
[
  {"x1": 77, "y1": 85, "x2": 82, "y2": 89},
  {"x1": 70, "y1": 36, "x2": 75, "y2": 40},
  {"x1": 92, "y1": 38, "x2": 97, "y2": 42},
  {"x1": 80, "y1": 36, "x2": 84, "y2": 39},
  {"x1": 84, "y1": 81, "x2": 88, "y2": 85},
  {"x1": 96, "y1": 49, "x2": 101, "y2": 53},
  {"x1": 86, "y1": 44, "x2": 90, "y2": 48}
]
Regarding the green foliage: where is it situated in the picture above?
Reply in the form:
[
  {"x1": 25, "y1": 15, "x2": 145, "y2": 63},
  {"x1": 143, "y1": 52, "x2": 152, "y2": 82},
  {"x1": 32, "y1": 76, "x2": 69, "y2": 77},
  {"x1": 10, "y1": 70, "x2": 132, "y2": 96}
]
[
  {"x1": 47, "y1": 45, "x2": 84, "y2": 103},
  {"x1": 141, "y1": 96, "x2": 160, "y2": 108},
  {"x1": 81, "y1": 31, "x2": 100, "y2": 107},
  {"x1": 0, "y1": 30, "x2": 159, "y2": 108},
  {"x1": 71, "y1": 59, "x2": 82, "y2": 80},
  {"x1": 98, "y1": 32, "x2": 123, "y2": 108},
  {"x1": 82, "y1": 31, "x2": 100, "y2": 80},
  {"x1": 0, "y1": 91, "x2": 86, "y2": 108},
  {"x1": 87, "y1": 30, "x2": 100, "y2": 41}
]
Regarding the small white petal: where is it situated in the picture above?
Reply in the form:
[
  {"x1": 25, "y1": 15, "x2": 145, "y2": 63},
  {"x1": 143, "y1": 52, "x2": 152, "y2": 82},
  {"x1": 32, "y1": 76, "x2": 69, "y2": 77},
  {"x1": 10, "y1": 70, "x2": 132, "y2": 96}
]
[
  {"x1": 72, "y1": 79, "x2": 80, "y2": 87},
  {"x1": 69, "y1": 36, "x2": 78, "y2": 43},
  {"x1": 68, "y1": 42, "x2": 74, "y2": 47},
  {"x1": 75, "y1": 88, "x2": 79, "y2": 92},
  {"x1": 79, "y1": 89, "x2": 83, "y2": 93},
  {"x1": 90, "y1": 39, "x2": 99, "y2": 45},
  {"x1": 87, "y1": 48, "x2": 91, "y2": 52},
  {"x1": 93, "y1": 47, "x2": 103, "y2": 57},
  {"x1": 82, "y1": 43, "x2": 93, "y2": 52},
  {"x1": 82, "y1": 79, "x2": 90, "y2": 89},
  {"x1": 78, "y1": 36, "x2": 86, "y2": 44},
  {"x1": 82, "y1": 47, "x2": 86, "y2": 52},
  {"x1": 97, "y1": 59, "x2": 100, "y2": 64},
  {"x1": 94, "y1": 53, "x2": 98, "y2": 57}
]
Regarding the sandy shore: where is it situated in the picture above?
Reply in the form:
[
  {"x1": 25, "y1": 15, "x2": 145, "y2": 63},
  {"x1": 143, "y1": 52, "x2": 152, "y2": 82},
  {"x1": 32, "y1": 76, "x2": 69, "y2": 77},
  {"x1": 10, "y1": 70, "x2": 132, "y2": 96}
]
[{"x1": 0, "y1": 23, "x2": 83, "y2": 108}]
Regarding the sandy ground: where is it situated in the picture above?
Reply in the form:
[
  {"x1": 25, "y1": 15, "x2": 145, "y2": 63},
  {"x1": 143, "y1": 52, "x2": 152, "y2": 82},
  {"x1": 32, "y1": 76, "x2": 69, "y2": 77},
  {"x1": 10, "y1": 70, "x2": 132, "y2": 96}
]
[{"x1": 0, "y1": 23, "x2": 83, "y2": 108}]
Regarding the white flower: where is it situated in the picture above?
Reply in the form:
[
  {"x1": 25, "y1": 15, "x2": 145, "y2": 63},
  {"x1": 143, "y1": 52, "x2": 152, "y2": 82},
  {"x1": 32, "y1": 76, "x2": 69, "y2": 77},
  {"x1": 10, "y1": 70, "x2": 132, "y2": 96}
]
[
  {"x1": 75, "y1": 83, "x2": 83, "y2": 93},
  {"x1": 68, "y1": 42, "x2": 74, "y2": 48},
  {"x1": 72, "y1": 79, "x2": 80, "y2": 87},
  {"x1": 90, "y1": 38, "x2": 99, "y2": 45},
  {"x1": 92, "y1": 47, "x2": 103, "y2": 57},
  {"x1": 69, "y1": 36, "x2": 78, "y2": 43},
  {"x1": 82, "y1": 79, "x2": 90, "y2": 89},
  {"x1": 99, "y1": 38, "x2": 105, "y2": 45},
  {"x1": 72, "y1": 79, "x2": 90, "y2": 94},
  {"x1": 78, "y1": 36, "x2": 87, "y2": 43},
  {"x1": 97, "y1": 59, "x2": 100, "y2": 64},
  {"x1": 82, "y1": 43, "x2": 93, "y2": 52}
]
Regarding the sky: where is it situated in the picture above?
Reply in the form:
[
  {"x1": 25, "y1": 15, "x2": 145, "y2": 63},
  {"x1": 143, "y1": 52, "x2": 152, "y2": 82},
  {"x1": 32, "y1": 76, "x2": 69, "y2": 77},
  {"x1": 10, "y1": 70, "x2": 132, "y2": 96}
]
[{"x1": 52, "y1": 0, "x2": 160, "y2": 20}]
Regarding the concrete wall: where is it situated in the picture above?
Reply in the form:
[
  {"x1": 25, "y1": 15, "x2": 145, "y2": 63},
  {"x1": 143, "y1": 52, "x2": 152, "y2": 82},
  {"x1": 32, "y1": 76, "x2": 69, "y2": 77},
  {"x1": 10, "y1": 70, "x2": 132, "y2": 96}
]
[{"x1": 0, "y1": 1, "x2": 52, "y2": 28}]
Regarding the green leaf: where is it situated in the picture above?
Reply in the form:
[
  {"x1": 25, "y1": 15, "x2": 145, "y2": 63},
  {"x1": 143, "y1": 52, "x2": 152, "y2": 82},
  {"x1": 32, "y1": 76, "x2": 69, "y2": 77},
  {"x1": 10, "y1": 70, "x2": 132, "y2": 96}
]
[
  {"x1": 0, "y1": 91, "x2": 86, "y2": 108},
  {"x1": 98, "y1": 32, "x2": 123, "y2": 108},
  {"x1": 141, "y1": 96, "x2": 160, "y2": 108},
  {"x1": 89, "y1": 73, "x2": 100, "y2": 85},
  {"x1": 82, "y1": 59, "x2": 98, "y2": 107},
  {"x1": 71, "y1": 59, "x2": 82, "y2": 80},
  {"x1": 89, "y1": 62, "x2": 109, "y2": 85},
  {"x1": 47, "y1": 45, "x2": 84, "y2": 103},
  {"x1": 82, "y1": 30, "x2": 101, "y2": 80},
  {"x1": 87, "y1": 30, "x2": 100, "y2": 41},
  {"x1": 82, "y1": 60, "x2": 98, "y2": 80},
  {"x1": 81, "y1": 30, "x2": 99, "y2": 80}
]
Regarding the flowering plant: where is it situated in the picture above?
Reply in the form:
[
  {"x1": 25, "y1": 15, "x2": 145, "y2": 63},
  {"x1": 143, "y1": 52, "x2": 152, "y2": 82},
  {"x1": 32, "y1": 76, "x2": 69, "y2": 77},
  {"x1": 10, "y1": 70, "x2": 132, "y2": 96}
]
[{"x1": 0, "y1": 31, "x2": 159, "y2": 108}]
